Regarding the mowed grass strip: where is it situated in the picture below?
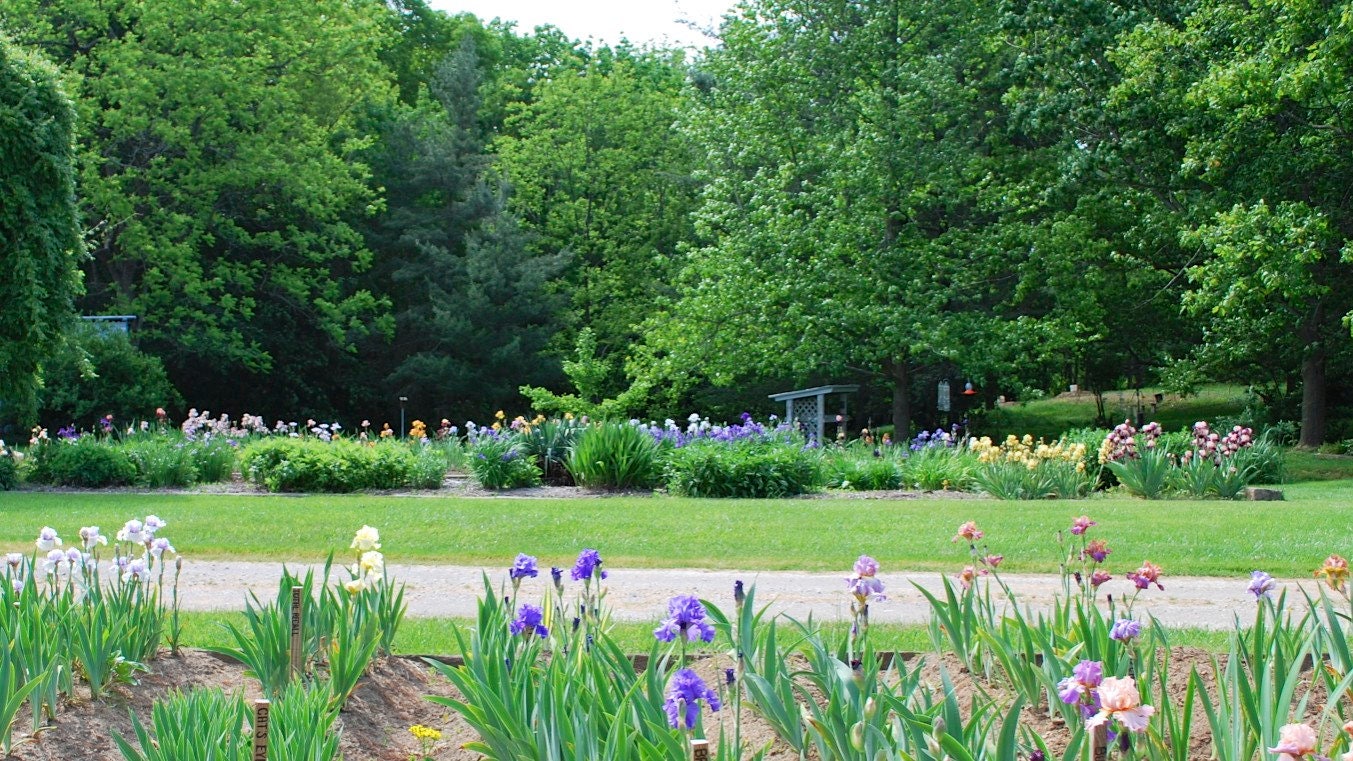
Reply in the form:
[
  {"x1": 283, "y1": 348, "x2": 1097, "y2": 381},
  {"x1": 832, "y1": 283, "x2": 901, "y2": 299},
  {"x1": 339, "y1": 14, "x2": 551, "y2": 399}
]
[
  {"x1": 1, "y1": 483, "x2": 1349, "y2": 577},
  {"x1": 175, "y1": 612, "x2": 1233, "y2": 656}
]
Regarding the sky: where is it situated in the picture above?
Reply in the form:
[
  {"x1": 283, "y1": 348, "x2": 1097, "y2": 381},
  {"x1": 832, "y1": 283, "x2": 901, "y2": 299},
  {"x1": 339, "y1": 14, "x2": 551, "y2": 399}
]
[{"x1": 428, "y1": 0, "x2": 736, "y2": 49}]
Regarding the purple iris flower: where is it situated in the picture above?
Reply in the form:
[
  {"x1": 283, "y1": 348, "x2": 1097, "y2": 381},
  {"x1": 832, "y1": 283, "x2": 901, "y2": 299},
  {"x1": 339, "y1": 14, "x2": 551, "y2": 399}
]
[
  {"x1": 1110, "y1": 618, "x2": 1141, "y2": 642},
  {"x1": 571, "y1": 548, "x2": 607, "y2": 581},
  {"x1": 509, "y1": 603, "x2": 549, "y2": 638},
  {"x1": 654, "y1": 595, "x2": 716, "y2": 643},
  {"x1": 664, "y1": 668, "x2": 721, "y2": 730},
  {"x1": 1248, "y1": 570, "x2": 1277, "y2": 600},
  {"x1": 510, "y1": 553, "x2": 539, "y2": 581}
]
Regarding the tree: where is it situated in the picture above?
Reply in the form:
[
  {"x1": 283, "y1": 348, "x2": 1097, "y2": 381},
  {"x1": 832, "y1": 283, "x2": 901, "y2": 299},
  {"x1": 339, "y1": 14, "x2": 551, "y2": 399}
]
[
  {"x1": 5, "y1": 0, "x2": 395, "y2": 418},
  {"x1": 1111, "y1": 0, "x2": 1353, "y2": 445},
  {"x1": 642, "y1": 0, "x2": 1032, "y2": 434},
  {"x1": 360, "y1": 40, "x2": 570, "y2": 420},
  {"x1": 494, "y1": 47, "x2": 698, "y2": 398},
  {"x1": 0, "y1": 35, "x2": 83, "y2": 421}
]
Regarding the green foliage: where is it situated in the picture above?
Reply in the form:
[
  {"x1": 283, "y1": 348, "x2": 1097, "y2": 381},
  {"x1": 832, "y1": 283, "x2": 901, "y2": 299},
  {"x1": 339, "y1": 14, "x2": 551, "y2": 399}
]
[
  {"x1": 515, "y1": 417, "x2": 583, "y2": 485},
  {"x1": 123, "y1": 438, "x2": 198, "y2": 488},
  {"x1": 0, "y1": 34, "x2": 83, "y2": 421},
  {"x1": 1105, "y1": 449, "x2": 1174, "y2": 499},
  {"x1": 6, "y1": 0, "x2": 395, "y2": 418},
  {"x1": 408, "y1": 445, "x2": 450, "y2": 490},
  {"x1": 29, "y1": 438, "x2": 137, "y2": 488},
  {"x1": 240, "y1": 438, "x2": 426, "y2": 493},
  {"x1": 823, "y1": 452, "x2": 903, "y2": 491},
  {"x1": 564, "y1": 423, "x2": 662, "y2": 490},
  {"x1": 663, "y1": 441, "x2": 823, "y2": 498},
  {"x1": 466, "y1": 435, "x2": 540, "y2": 490},
  {"x1": 34, "y1": 325, "x2": 182, "y2": 431},
  {"x1": 0, "y1": 448, "x2": 16, "y2": 491},
  {"x1": 900, "y1": 448, "x2": 976, "y2": 492},
  {"x1": 519, "y1": 329, "x2": 653, "y2": 420},
  {"x1": 113, "y1": 688, "x2": 250, "y2": 761}
]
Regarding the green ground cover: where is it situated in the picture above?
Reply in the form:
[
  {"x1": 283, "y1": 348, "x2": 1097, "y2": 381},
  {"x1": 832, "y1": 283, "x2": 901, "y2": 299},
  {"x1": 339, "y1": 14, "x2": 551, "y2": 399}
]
[
  {"x1": 2, "y1": 480, "x2": 1348, "y2": 577},
  {"x1": 175, "y1": 612, "x2": 1233, "y2": 656},
  {"x1": 983, "y1": 383, "x2": 1248, "y2": 441}
]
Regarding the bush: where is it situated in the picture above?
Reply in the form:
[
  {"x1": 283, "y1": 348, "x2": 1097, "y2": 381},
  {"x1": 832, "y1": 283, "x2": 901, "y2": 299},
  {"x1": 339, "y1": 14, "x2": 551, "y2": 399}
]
[
  {"x1": 467, "y1": 434, "x2": 541, "y2": 490},
  {"x1": 663, "y1": 441, "x2": 823, "y2": 498},
  {"x1": 33, "y1": 323, "x2": 182, "y2": 430},
  {"x1": 0, "y1": 449, "x2": 16, "y2": 491},
  {"x1": 564, "y1": 423, "x2": 661, "y2": 490},
  {"x1": 28, "y1": 437, "x2": 137, "y2": 487},
  {"x1": 240, "y1": 438, "x2": 417, "y2": 493}
]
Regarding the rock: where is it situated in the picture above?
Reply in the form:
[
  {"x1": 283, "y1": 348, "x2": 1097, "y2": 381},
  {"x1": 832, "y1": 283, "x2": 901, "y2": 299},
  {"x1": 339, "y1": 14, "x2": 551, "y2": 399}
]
[{"x1": 1245, "y1": 487, "x2": 1284, "y2": 501}]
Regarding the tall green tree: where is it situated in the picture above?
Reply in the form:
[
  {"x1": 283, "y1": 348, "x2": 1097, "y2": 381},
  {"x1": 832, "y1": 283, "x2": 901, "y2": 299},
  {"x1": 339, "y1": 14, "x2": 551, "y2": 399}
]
[
  {"x1": 0, "y1": 35, "x2": 83, "y2": 421},
  {"x1": 360, "y1": 40, "x2": 569, "y2": 420},
  {"x1": 4, "y1": 0, "x2": 394, "y2": 418},
  {"x1": 644, "y1": 0, "x2": 1032, "y2": 433},
  {"x1": 495, "y1": 47, "x2": 698, "y2": 398},
  {"x1": 1111, "y1": 0, "x2": 1353, "y2": 444}
]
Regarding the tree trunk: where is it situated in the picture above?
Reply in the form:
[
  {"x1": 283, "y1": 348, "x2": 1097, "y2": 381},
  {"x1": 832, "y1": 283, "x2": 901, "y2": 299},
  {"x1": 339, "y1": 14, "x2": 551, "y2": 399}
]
[
  {"x1": 1299, "y1": 343, "x2": 1327, "y2": 448},
  {"x1": 886, "y1": 358, "x2": 911, "y2": 436}
]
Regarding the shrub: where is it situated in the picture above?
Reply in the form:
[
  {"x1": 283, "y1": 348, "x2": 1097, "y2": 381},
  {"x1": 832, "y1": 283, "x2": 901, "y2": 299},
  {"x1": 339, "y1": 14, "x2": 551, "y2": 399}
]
[
  {"x1": 34, "y1": 323, "x2": 182, "y2": 430},
  {"x1": 564, "y1": 422, "x2": 662, "y2": 490},
  {"x1": 467, "y1": 434, "x2": 540, "y2": 490},
  {"x1": 0, "y1": 445, "x2": 16, "y2": 491},
  {"x1": 28, "y1": 437, "x2": 137, "y2": 487},
  {"x1": 663, "y1": 440, "x2": 823, "y2": 498},
  {"x1": 240, "y1": 438, "x2": 416, "y2": 492}
]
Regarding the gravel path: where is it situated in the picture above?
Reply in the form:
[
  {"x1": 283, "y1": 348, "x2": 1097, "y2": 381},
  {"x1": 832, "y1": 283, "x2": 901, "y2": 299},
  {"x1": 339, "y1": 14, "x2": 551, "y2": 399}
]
[{"x1": 178, "y1": 561, "x2": 1292, "y2": 629}]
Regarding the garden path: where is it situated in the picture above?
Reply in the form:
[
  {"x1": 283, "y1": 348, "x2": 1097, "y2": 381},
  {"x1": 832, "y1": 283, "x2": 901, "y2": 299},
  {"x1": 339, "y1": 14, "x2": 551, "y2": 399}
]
[{"x1": 184, "y1": 561, "x2": 1284, "y2": 629}]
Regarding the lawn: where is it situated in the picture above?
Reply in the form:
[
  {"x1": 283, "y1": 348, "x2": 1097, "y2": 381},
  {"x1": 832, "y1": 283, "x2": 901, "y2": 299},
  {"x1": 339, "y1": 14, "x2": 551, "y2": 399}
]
[
  {"x1": 2, "y1": 480, "x2": 1348, "y2": 577},
  {"x1": 175, "y1": 612, "x2": 1234, "y2": 656},
  {"x1": 985, "y1": 383, "x2": 1248, "y2": 441}
]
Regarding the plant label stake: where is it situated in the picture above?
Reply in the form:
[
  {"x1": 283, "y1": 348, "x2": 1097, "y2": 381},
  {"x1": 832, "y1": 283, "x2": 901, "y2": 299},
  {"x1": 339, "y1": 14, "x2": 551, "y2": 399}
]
[
  {"x1": 289, "y1": 585, "x2": 303, "y2": 674},
  {"x1": 690, "y1": 739, "x2": 709, "y2": 761},
  {"x1": 1091, "y1": 724, "x2": 1107, "y2": 761},
  {"x1": 251, "y1": 699, "x2": 270, "y2": 760}
]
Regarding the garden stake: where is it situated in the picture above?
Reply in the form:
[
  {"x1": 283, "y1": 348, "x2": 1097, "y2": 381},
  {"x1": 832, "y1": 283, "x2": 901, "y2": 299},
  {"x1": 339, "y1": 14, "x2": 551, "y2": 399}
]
[
  {"x1": 1091, "y1": 724, "x2": 1107, "y2": 761},
  {"x1": 251, "y1": 699, "x2": 270, "y2": 761},
  {"x1": 289, "y1": 585, "x2": 303, "y2": 674},
  {"x1": 690, "y1": 738, "x2": 709, "y2": 761}
]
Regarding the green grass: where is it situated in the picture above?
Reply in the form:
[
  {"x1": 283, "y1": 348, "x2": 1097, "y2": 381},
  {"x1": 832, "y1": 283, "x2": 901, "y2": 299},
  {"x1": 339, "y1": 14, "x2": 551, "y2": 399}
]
[
  {"x1": 1286, "y1": 450, "x2": 1353, "y2": 481},
  {"x1": 2, "y1": 483, "x2": 1351, "y2": 578},
  {"x1": 985, "y1": 383, "x2": 1247, "y2": 441},
  {"x1": 176, "y1": 611, "x2": 1232, "y2": 656}
]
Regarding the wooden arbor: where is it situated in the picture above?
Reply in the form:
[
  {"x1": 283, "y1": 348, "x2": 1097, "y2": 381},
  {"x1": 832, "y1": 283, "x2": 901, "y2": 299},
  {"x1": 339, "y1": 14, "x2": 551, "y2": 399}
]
[{"x1": 768, "y1": 384, "x2": 859, "y2": 443}]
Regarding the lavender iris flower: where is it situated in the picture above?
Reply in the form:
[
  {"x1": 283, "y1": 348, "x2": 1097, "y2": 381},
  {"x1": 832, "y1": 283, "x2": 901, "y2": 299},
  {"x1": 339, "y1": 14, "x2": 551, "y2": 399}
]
[
  {"x1": 664, "y1": 668, "x2": 721, "y2": 730},
  {"x1": 1109, "y1": 618, "x2": 1141, "y2": 642},
  {"x1": 1248, "y1": 570, "x2": 1277, "y2": 600},
  {"x1": 509, "y1": 603, "x2": 549, "y2": 638},
  {"x1": 654, "y1": 595, "x2": 716, "y2": 643}
]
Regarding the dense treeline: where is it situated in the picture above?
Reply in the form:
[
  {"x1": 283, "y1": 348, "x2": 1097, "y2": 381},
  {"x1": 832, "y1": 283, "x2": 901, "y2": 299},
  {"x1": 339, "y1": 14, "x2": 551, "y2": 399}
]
[{"x1": 0, "y1": 0, "x2": 1349, "y2": 445}]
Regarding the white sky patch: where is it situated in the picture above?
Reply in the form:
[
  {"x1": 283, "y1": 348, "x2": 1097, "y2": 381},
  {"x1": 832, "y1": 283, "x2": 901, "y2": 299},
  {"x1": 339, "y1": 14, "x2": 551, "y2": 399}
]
[{"x1": 427, "y1": 0, "x2": 734, "y2": 49}]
